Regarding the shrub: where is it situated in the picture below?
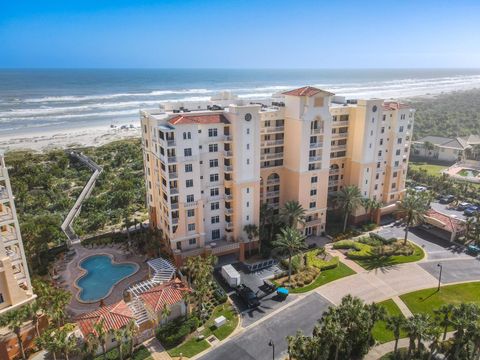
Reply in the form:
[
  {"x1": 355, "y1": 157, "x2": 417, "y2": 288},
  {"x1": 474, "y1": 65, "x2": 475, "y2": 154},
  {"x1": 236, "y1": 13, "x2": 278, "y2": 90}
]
[
  {"x1": 157, "y1": 316, "x2": 200, "y2": 348},
  {"x1": 305, "y1": 250, "x2": 339, "y2": 270},
  {"x1": 369, "y1": 232, "x2": 396, "y2": 245}
]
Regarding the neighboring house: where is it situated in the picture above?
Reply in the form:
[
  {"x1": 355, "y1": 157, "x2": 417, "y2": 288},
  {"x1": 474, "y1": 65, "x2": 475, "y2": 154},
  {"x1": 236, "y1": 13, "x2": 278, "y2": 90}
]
[
  {"x1": 423, "y1": 209, "x2": 466, "y2": 242},
  {"x1": 413, "y1": 135, "x2": 480, "y2": 163},
  {"x1": 139, "y1": 279, "x2": 190, "y2": 326},
  {"x1": 75, "y1": 278, "x2": 191, "y2": 352},
  {"x1": 76, "y1": 300, "x2": 141, "y2": 353}
]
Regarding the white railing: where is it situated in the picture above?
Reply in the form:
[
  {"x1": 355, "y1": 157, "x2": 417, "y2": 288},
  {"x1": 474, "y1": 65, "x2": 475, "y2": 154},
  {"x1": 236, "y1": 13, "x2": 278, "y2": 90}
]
[
  {"x1": 311, "y1": 128, "x2": 323, "y2": 134},
  {"x1": 169, "y1": 172, "x2": 178, "y2": 179},
  {"x1": 167, "y1": 140, "x2": 176, "y2": 147},
  {"x1": 224, "y1": 151, "x2": 233, "y2": 157},
  {"x1": 332, "y1": 120, "x2": 349, "y2": 127},
  {"x1": 266, "y1": 178, "x2": 280, "y2": 185},
  {"x1": 171, "y1": 203, "x2": 179, "y2": 210},
  {"x1": 261, "y1": 153, "x2": 283, "y2": 160},
  {"x1": 266, "y1": 190, "x2": 280, "y2": 198},
  {"x1": 211, "y1": 243, "x2": 239, "y2": 255},
  {"x1": 310, "y1": 142, "x2": 323, "y2": 149},
  {"x1": 262, "y1": 139, "x2": 284, "y2": 147},
  {"x1": 225, "y1": 166, "x2": 233, "y2": 172},
  {"x1": 309, "y1": 156, "x2": 322, "y2": 162},
  {"x1": 332, "y1": 133, "x2": 348, "y2": 139},
  {"x1": 168, "y1": 156, "x2": 177, "y2": 163}
]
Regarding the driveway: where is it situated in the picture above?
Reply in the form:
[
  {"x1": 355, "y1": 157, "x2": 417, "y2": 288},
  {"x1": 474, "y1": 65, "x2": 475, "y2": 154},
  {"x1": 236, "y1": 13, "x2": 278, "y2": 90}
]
[
  {"x1": 420, "y1": 258, "x2": 480, "y2": 284},
  {"x1": 198, "y1": 293, "x2": 332, "y2": 360},
  {"x1": 431, "y1": 201, "x2": 467, "y2": 221}
]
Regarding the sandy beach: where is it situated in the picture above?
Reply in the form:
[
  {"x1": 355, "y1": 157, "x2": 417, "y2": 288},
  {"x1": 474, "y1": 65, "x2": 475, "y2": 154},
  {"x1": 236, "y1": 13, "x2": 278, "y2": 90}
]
[{"x1": 0, "y1": 125, "x2": 141, "y2": 152}]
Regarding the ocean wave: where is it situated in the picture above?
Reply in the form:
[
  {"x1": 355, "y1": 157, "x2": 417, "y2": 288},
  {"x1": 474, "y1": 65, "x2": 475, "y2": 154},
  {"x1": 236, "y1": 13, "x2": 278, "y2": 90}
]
[
  {"x1": 20, "y1": 88, "x2": 212, "y2": 103},
  {"x1": 0, "y1": 109, "x2": 140, "y2": 123}
]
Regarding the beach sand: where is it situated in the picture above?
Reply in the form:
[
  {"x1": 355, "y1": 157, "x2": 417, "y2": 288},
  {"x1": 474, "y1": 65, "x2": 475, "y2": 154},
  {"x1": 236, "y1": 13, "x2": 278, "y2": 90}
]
[{"x1": 0, "y1": 125, "x2": 141, "y2": 152}]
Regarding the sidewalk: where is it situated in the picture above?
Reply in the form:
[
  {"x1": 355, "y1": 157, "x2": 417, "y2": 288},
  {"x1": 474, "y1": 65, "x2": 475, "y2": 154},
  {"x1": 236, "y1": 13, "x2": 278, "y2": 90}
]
[{"x1": 143, "y1": 337, "x2": 172, "y2": 360}]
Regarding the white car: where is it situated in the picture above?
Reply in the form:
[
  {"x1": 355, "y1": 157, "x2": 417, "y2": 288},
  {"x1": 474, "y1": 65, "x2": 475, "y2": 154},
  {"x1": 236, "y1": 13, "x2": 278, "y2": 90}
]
[{"x1": 414, "y1": 186, "x2": 427, "y2": 192}]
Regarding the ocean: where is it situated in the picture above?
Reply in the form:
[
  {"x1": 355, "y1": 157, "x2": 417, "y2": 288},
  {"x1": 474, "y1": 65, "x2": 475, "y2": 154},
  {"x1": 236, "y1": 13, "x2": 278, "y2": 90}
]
[{"x1": 1, "y1": 68, "x2": 480, "y2": 138}]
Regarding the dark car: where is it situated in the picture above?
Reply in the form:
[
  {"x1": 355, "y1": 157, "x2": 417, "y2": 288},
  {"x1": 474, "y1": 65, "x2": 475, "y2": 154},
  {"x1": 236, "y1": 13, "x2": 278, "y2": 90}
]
[
  {"x1": 236, "y1": 284, "x2": 260, "y2": 308},
  {"x1": 464, "y1": 206, "x2": 480, "y2": 217},
  {"x1": 458, "y1": 202, "x2": 473, "y2": 211},
  {"x1": 439, "y1": 195, "x2": 455, "y2": 204}
]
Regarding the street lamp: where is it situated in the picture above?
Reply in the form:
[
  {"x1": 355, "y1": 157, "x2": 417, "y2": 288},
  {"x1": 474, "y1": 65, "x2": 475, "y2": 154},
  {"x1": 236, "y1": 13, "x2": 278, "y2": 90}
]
[
  {"x1": 268, "y1": 339, "x2": 275, "y2": 360},
  {"x1": 437, "y1": 263, "x2": 443, "y2": 291}
]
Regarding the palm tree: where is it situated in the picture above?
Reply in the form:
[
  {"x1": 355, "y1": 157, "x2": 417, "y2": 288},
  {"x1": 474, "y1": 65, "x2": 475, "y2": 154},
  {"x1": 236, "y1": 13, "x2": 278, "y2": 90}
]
[
  {"x1": 36, "y1": 329, "x2": 60, "y2": 360},
  {"x1": 57, "y1": 328, "x2": 77, "y2": 360},
  {"x1": 124, "y1": 320, "x2": 137, "y2": 358},
  {"x1": 161, "y1": 303, "x2": 172, "y2": 324},
  {"x1": 403, "y1": 313, "x2": 431, "y2": 357},
  {"x1": 386, "y1": 314, "x2": 406, "y2": 355},
  {"x1": 93, "y1": 319, "x2": 108, "y2": 359},
  {"x1": 0, "y1": 306, "x2": 30, "y2": 360},
  {"x1": 25, "y1": 301, "x2": 42, "y2": 337},
  {"x1": 272, "y1": 227, "x2": 307, "y2": 284},
  {"x1": 111, "y1": 328, "x2": 125, "y2": 360},
  {"x1": 336, "y1": 185, "x2": 363, "y2": 232},
  {"x1": 424, "y1": 141, "x2": 435, "y2": 158},
  {"x1": 395, "y1": 191, "x2": 429, "y2": 244},
  {"x1": 281, "y1": 201, "x2": 306, "y2": 228},
  {"x1": 83, "y1": 333, "x2": 99, "y2": 360},
  {"x1": 434, "y1": 304, "x2": 453, "y2": 340},
  {"x1": 243, "y1": 224, "x2": 259, "y2": 257}
]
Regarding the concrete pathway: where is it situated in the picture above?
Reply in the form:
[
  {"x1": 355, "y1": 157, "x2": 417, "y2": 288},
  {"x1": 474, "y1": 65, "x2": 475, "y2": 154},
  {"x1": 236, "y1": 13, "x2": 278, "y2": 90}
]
[
  {"x1": 391, "y1": 296, "x2": 413, "y2": 317},
  {"x1": 365, "y1": 331, "x2": 455, "y2": 360},
  {"x1": 144, "y1": 338, "x2": 172, "y2": 360}
]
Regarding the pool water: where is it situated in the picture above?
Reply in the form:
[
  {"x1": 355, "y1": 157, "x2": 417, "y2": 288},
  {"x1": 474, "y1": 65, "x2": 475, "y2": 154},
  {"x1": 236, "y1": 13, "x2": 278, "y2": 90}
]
[
  {"x1": 458, "y1": 169, "x2": 480, "y2": 177},
  {"x1": 77, "y1": 255, "x2": 137, "y2": 302}
]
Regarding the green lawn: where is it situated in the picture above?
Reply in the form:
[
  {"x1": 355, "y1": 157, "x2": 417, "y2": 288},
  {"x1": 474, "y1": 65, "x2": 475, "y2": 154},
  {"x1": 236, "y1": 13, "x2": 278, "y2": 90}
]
[
  {"x1": 400, "y1": 282, "x2": 480, "y2": 316},
  {"x1": 355, "y1": 242, "x2": 425, "y2": 270},
  {"x1": 409, "y1": 162, "x2": 448, "y2": 177},
  {"x1": 167, "y1": 303, "x2": 239, "y2": 358},
  {"x1": 372, "y1": 299, "x2": 406, "y2": 344},
  {"x1": 289, "y1": 262, "x2": 356, "y2": 294}
]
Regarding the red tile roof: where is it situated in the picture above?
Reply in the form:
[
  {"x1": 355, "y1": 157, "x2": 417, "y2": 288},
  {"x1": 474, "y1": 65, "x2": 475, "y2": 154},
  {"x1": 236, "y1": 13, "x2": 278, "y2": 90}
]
[
  {"x1": 140, "y1": 279, "x2": 191, "y2": 313},
  {"x1": 76, "y1": 300, "x2": 135, "y2": 337},
  {"x1": 283, "y1": 86, "x2": 334, "y2": 97},
  {"x1": 168, "y1": 113, "x2": 230, "y2": 125},
  {"x1": 425, "y1": 209, "x2": 465, "y2": 233},
  {"x1": 383, "y1": 101, "x2": 410, "y2": 111}
]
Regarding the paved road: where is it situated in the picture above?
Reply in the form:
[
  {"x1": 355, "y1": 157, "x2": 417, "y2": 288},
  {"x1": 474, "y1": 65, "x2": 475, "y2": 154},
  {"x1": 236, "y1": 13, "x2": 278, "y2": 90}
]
[
  {"x1": 198, "y1": 293, "x2": 332, "y2": 360},
  {"x1": 421, "y1": 258, "x2": 480, "y2": 283},
  {"x1": 431, "y1": 201, "x2": 467, "y2": 221}
]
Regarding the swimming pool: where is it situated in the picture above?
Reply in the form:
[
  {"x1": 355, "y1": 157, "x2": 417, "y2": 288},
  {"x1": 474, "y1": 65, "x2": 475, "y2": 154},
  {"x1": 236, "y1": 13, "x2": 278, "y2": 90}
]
[{"x1": 76, "y1": 254, "x2": 138, "y2": 303}]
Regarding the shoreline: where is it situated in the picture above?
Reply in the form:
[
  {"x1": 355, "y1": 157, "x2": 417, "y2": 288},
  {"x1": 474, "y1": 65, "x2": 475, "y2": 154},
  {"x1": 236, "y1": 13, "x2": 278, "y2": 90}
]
[{"x1": 1, "y1": 87, "x2": 477, "y2": 152}]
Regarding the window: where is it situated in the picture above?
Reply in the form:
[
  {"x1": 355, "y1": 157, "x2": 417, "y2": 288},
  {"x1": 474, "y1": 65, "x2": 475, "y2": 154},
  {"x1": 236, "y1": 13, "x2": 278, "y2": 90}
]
[
  {"x1": 374, "y1": 184, "x2": 378, "y2": 190},
  {"x1": 246, "y1": 159, "x2": 250, "y2": 165},
  {"x1": 212, "y1": 229, "x2": 220, "y2": 240},
  {"x1": 208, "y1": 128, "x2": 218, "y2": 137},
  {"x1": 393, "y1": 171, "x2": 398, "y2": 178},
  {"x1": 311, "y1": 176, "x2": 318, "y2": 183},
  {"x1": 187, "y1": 209, "x2": 195, "y2": 217},
  {"x1": 188, "y1": 223, "x2": 195, "y2": 231},
  {"x1": 377, "y1": 162, "x2": 381, "y2": 168},
  {"x1": 383, "y1": 115, "x2": 386, "y2": 121},
  {"x1": 209, "y1": 144, "x2": 218, "y2": 152},
  {"x1": 392, "y1": 183, "x2": 397, "y2": 189},
  {"x1": 176, "y1": 242, "x2": 182, "y2": 250},
  {"x1": 184, "y1": 148, "x2": 192, "y2": 157},
  {"x1": 397, "y1": 138, "x2": 402, "y2": 144},
  {"x1": 394, "y1": 161, "x2": 399, "y2": 167},
  {"x1": 185, "y1": 164, "x2": 193, "y2": 172},
  {"x1": 210, "y1": 188, "x2": 219, "y2": 196},
  {"x1": 210, "y1": 173, "x2": 219, "y2": 182},
  {"x1": 189, "y1": 238, "x2": 196, "y2": 245},
  {"x1": 209, "y1": 159, "x2": 218, "y2": 167},
  {"x1": 378, "y1": 151, "x2": 382, "y2": 157},
  {"x1": 246, "y1": 201, "x2": 249, "y2": 207},
  {"x1": 376, "y1": 173, "x2": 380, "y2": 180},
  {"x1": 310, "y1": 189, "x2": 317, "y2": 196},
  {"x1": 380, "y1": 139, "x2": 383, "y2": 145},
  {"x1": 0, "y1": 293, "x2": 4, "y2": 303},
  {"x1": 186, "y1": 195, "x2": 194, "y2": 203},
  {"x1": 186, "y1": 179, "x2": 193, "y2": 188},
  {"x1": 246, "y1": 143, "x2": 250, "y2": 150},
  {"x1": 211, "y1": 216, "x2": 220, "y2": 224},
  {"x1": 309, "y1": 201, "x2": 316, "y2": 209},
  {"x1": 211, "y1": 202, "x2": 220, "y2": 210},
  {"x1": 246, "y1": 188, "x2": 250, "y2": 193},
  {"x1": 399, "y1": 126, "x2": 404, "y2": 132},
  {"x1": 396, "y1": 149, "x2": 401, "y2": 155},
  {"x1": 246, "y1": 128, "x2": 250, "y2": 134},
  {"x1": 381, "y1": 127, "x2": 385, "y2": 134}
]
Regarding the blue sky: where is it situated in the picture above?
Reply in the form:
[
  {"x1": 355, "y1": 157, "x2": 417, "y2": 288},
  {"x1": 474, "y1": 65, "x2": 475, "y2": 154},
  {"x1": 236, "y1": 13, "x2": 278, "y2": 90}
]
[{"x1": 1, "y1": 0, "x2": 479, "y2": 68}]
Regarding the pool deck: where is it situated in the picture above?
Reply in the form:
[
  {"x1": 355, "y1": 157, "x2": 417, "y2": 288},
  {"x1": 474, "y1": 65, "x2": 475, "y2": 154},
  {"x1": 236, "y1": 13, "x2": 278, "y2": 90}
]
[{"x1": 56, "y1": 243, "x2": 149, "y2": 316}]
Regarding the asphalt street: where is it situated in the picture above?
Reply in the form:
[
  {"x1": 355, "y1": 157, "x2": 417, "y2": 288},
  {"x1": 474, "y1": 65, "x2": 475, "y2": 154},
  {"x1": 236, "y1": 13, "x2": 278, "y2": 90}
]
[{"x1": 198, "y1": 292, "x2": 332, "y2": 360}]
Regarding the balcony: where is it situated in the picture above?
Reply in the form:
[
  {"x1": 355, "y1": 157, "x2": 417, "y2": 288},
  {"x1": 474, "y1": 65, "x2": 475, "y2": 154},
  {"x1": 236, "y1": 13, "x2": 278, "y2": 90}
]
[
  {"x1": 332, "y1": 132, "x2": 348, "y2": 139},
  {"x1": 266, "y1": 190, "x2": 280, "y2": 198},
  {"x1": 166, "y1": 140, "x2": 176, "y2": 147},
  {"x1": 225, "y1": 194, "x2": 233, "y2": 201},
  {"x1": 309, "y1": 156, "x2": 322, "y2": 162},
  {"x1": 261, "y1": 126, "x2": 284, "y2": 133},
  {"x1": 0, "y1": 168, "x2": 6, "y2": 180},
  {"x1": 170, "y1": 187, "x2": 179, "y2": 195},
  {"x1": 223, "y1": 150, "x2": 233, "y2": 158},
  {"x1": 167, "y1": 156, "x2": 177, "y2": 163},
  {"x1": 184, "y1": 201, "x2": 198, "y2": 208},
  {"x1": 172, "y1": 218, "x2": 179, "y2": 225},
  {"x1": 266, "y1": 178, "x2": 280, "y2": 186},
  {"x1": 6, "y1": 250, "x2": 21, "y2": 262},
  {"x1": 329, "y1": 169, "x2": 340, "y2": 175},
  {"x1": 309, "y1": 142, "x2": 323, "y2": 149},
  {"x1": 332, "y1": 120, "x2": 349, "y2": 127},
  {"x1": 262, "y1": 139, "x2": 284, "y2": 147},
  {"x1": 223, "y1": 135, "x2": 232, "y2": 142},
  {"x1": 311, "y1": 127, "x2": 323, "y2": 134},
  {"x1": 0, "y1": 187, "x2": 8, "y2": 202},
  {"x1": 171, "y1": 203, "x2": 179, "y2": 210},
  {"x1": 1, "y1": 231, "x2": 17, "y2": 245},
  {"x1": 169, "y1": 172, "x2": 178, "y2": 179},
  {"x1": 226, "y1": 222, "x2": 234, "y2": 230},
  {"x1": 261, "y1": 152, "x2": 283, "y2": 161},
  {"x1": 225, "y1": 208, "x2": 233, "y2": 215},
  {"x1": 328, "y1": 179, "x2": 339, "y2": 187},
  {"x1": 224, "y1": 166, "x2": 233, "y2": 173},
  {"x1": 0, "y1": 209, "x2": 13, "y2": 224},
  {"x1": 330, "y1": 145, "x2": 347, "y2": 151},
  {"x1": 305, "y1": 218, "x2": 323, "y2": 226}
]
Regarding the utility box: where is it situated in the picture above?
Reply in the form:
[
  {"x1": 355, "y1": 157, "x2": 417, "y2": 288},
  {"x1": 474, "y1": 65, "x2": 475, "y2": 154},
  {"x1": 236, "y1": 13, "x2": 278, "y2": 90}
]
[{"x1": 221, "y1": 264, "x2": 241, "y2": 288}]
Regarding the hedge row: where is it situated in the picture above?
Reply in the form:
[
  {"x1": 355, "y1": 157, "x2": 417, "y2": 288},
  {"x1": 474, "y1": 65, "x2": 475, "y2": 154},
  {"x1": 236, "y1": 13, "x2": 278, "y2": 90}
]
[{"x1": 157, "y1": 316, "x2": 200, "y2": 348}]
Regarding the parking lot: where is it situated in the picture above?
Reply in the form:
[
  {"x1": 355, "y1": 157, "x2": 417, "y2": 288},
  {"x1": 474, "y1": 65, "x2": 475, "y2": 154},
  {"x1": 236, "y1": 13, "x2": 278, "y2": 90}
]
[
  {"x1": 430, "y1": 201, "x2": 467, "y2": 221},
  {"x1": 214, "y1": 262, "x2": 297, "y2": 327}
]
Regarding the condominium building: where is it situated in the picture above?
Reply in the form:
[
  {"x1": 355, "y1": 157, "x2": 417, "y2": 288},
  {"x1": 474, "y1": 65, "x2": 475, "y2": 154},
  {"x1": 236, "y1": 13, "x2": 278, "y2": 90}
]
[
  {"x1": 141, "y1": 86, "x2": 415, "y2": 264},
  {"x1": 0, "y1": 151, "x2": 35, "y2": 315}
]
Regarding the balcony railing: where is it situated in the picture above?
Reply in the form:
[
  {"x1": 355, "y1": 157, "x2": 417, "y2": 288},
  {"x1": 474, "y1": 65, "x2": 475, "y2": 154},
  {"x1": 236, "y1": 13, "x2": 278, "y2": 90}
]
[
  {"x1": 0, "y1": 209, "x2": 14, "y2": 223},
  {"x1": 262, "y1": 139, "x2": 284, "y2": 147},
  {"x1": 329, "y1": 169, "x2": 340, "y2": 175},
  {"x1": 211, "y1": 242, "x2": 240, "y2": 255},
  {"x1": 332, "y1": 133, "x2": 348, "y2": 139},
  {"x1": 169, "y1": 172, "x2": 178, "y2": 179},
  {"x1": 0, "y1": 188, "x2": 8, "y2": 202},
  {"x1": 330, "y1": 145, "x2": 347, "y2": 151},
  {"x1": 332, "y1": 120, "x2": 349, "y2": 127},
  {"x1": 261, "y1": 126, "x2": 284, "y2": 133},
  {"x1": 309, "y1": 142, "x2": 323, "y2": 149},
  {"x1": 225, "y1": 208, "x2": 233, "y2": 215},
  {"x1": 309, "y1": 156, "x2": 322, "y2": 162},
  {"x1": 170, "y1": 187, "x2": 179, "y2": 195},
  {"x1": 184, "y1": 201, "x2": 198, "y2": 208},
  {"x1": 223, "y1": 135, "x2": 232, "y2": 142},
  {"x1": 224, "y1": 150, "x2": 233, "y2": 157},
  {"x1": 266, "y1": 178, "x2": 280, "y2": 185},
  {"x1": 0, "y1": 168, "x2": 6, "y2": 179},
  {"x1": 225, "y1": 166, "x2": 233, "y2": 172},
  {"x1": 226, "y1": 222, "x2": 233, "y2": 229},
  {"x1": 266, "y1": 190, "x2": 280, "y2": 198},
  {"x1": 167, "y1": 140, "x2": 176, "y2": 147},
  {"x1": 167, "y1": 156, "x2": 177, "y2": 163},
  {"x1": 225, "y1": 194, "x2": 233, "y2": 201},
  {"x1": 311, "y1": 127, "x2": 324, "y2": 134},
  {"x1": 261, "y1": 152, "x2": 283, "y2": 161},
  {"x1": 1, "y1": 231, "x2": 18, "y2": 245},
  {"x1": 172, "y1": 218, "x2": 179, "y2": 225}
]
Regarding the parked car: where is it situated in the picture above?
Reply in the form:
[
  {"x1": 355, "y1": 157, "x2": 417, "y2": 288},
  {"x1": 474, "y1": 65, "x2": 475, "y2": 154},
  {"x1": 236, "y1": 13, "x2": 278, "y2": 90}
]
[
  {"x1": 464, "y1": 206, "x2": 480, "y2": 217},
  {"x1": 458, "y1": 202, "x2": 473, "y2": 211},
  {"x1": 467, "y1": 244, "x2": 480, "y2": 256},
  {"x1": 414, "y1": 186, "x2": 428, "y2": 192},
  {"x1": 236, "y1": 284, "x2": 260, "y2": 308},
  {"x1": 439, "y1": 195, "x2": 455, "y2": 204}
]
